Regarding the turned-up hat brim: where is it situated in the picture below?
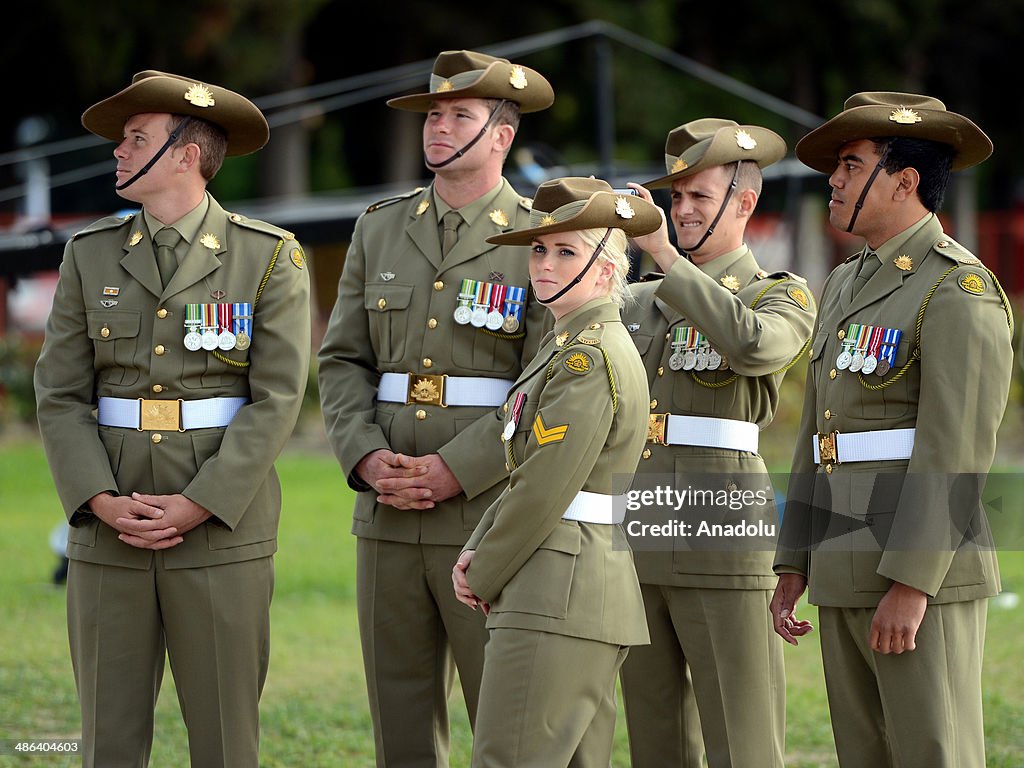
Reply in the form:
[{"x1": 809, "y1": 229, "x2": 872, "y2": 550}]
[
  {"x1": 387, "y1": 50, "x2": 553, "y2": 113},
  {"x1": 645, "y1": 119, "x2": 786, "y2": 189},
  {"x1": 795, "y1": 91, "x2": 992, "y2": 173},
  {"x1": 487, "y1": 177, "x2": 662, "y2": 246},
  {"x1": 82, "y1": 70, "x2": 269, "y2": 156}
]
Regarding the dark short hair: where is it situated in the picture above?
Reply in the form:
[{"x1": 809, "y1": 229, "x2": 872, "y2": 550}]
[
  {"x1": 872, "y1": 136, "x2": 955, "y2": 212},
  {"x1": 168, "y1": 114, "x2": 228, "y2": 181},
  {"x1": 485, "y1": 98, "x2": 521, "y2": 133}
]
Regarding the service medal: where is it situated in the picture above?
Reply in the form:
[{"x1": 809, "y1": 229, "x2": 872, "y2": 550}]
[
  {"x1": 502, "y1": 314, "x2": 520, "y2": 333},
  {"x1": 218, "y1": 330, "x2": 237, "y2": 351},
  {"x1": 694, "y1": 350, "x2": 709, "y2": 371},
  {"x1": 502, "y1": 421, "x2": 516, "y2": 442},
  {"x1": 235, "y1": 331, "x2": 251, "y2": 351},
  {"x1": 184, "y1": 331, "x2": 203, "y2": 351},
  {"x1": 836, "y1": 350, "x2": 853, "y2": 370},
  {"x1": 470, "y1": 307, "x2": 488, "y2": 327},
  {"x1": 708, "y1": 349, "x2": 722, "y2": 370},
  {"x1": 875, "y1": 358, "x2": 890, "y2": 376},
  {"x1": 849, "y1": 351, "x2": 865, "y2": 373},
  {"x1": 201, "y1": 329, "x2": 219, "y2": 351},
  {"x1": 485, "y1": 310, "x2": 504, "y2": 331},
  {"x1": 682, "y1": 351, "x2": 697, "y2": 371},
  {"x1": 454, "y1": 305, "x2": 473, "y2": 325},
  {"x1": 669, "y1": 352, "x2": 685, "y2": 371},
  {"x1": 861, "y1": 355, "x2": 878, "y2": 375}
]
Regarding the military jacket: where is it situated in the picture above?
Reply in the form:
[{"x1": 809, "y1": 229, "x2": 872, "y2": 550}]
[
  {"x1": 623, "y1": 247, "x2": 815, "y2": 589},
  {"x1": 317, "y1": 178, "x2": 551, "y2": 546},
  {"x1": 34, "y1": 194, "x2": 311, "y2": 569},
  {"x1": 465, "y1": 299, "x2": 650, "y2": 647},
  {"x1": 775, "y1": 215, "x2": 1013, "y2": 606}
]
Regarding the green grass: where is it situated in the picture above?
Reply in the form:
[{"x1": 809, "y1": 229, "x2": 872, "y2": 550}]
[{"x1": 1, "y1": 435, "x2": 1022, "y2": 766}]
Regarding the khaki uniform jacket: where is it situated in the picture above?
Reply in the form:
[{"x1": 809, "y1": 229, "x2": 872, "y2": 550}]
[
  {"x1": 34, "y1": 194, "x2": 311, "y2": 569},
  {"x1": 318, "y1": 179, "x2": 549, "y2": 546},
  {"x1": 624, "y1": 248, "x2": 815, "y2": 589},
  {"x1": 465, "y1": 299, "x2": 650, "y2": 647},
  {"x1": 775, "y1": 215, "x2": 1013, "y2": 606}
]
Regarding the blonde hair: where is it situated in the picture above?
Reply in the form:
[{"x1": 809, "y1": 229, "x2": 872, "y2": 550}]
[{"x1": 578, "y1": 227, "x2": 633, "y2": 308}]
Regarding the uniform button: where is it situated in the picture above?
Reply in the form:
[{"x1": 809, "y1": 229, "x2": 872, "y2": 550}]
[
  {"x1": 100, "y1": 326, "x2": 111, "y2": 338},
  {"x1": 377, "y1": 298, "x2": 387, "y2": 310},
  {"x1": 825, "y1": 463, "x2": 833, "y2": 474},
  {"x1": 151, "y1": 433, "x2": 162, "y2": 444},
  {"x1": 156, "y1": 308, "x2": 168, "y2": 319},
  {"x1": 504, "y1": 463, "x2": 510, "y2": 472},
  {"x1": 641, "y1": 448, "x2": 652, "y2": 459},
  {"x1": 428, "y1": 318, "x2": 438, "y2": 329},
  {"x1": 837, "y1": 329, "x2": 846, "y2": 341},
  {"x1": 657, "y1": 366, "x2": 664, "y2": 376},
  {"x1": 154, "y1": 345, "x2": 166, "y2": 356},
  {"x1": 415, "y1": 409, "x2": 426, "y2": 420},
  {"x1": 665, "y1": 333, "x2": 671, "y2": 341},
  {"x1": 830, "y1": 369, "x2": 837, "y2": 380},
  {"x1": 152, "y1": 384, "x2": 164, "y2": 393},
  {"x1": 503, "y1": 403, "x2": 509, "y2": 413},
  {"x1": 824, "y1": 409, "x2": 832, "y2": 420},
  {"x1": 423, "y1": 358, "x2": 433, "y2": 368},
  {"x1": 650, "y1": 399, "x2": 658, "y2": 410},
  {"x1": 727, "y1": 481, "x2": 738, "y2": 492},
  {"x1": 434, "y1": 281, "x2": 444, "y2": 291}
]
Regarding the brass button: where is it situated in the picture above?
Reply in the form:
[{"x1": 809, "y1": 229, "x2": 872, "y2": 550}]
[
  {"x1": 589, "y1": 323, "x2": 601, "y2": 330},
  {"x1": 837, "y1": 329, "x2": 846, "y2": 341},
  {"x1": 824, "y1": 409, "x2": 832, "y2": 420},
  {"x1": 156, "y1": 308, "x2": 168, "y2": 319},
  {"x1": 415, "y1": 409, "x2": 426, "y2": 420},
  {"x1": 650, "y1": 399, "x2": 658, "y2": 410},
  {"x1": 657, "y1": 366, "x2": 664, "y2": 376},
  {"x1": 151, "y1": 433, "x2": 162, "y2": 444},
  {"x1": 641, "y1": 448, "x2": 652, "y2": 459},
  {"x1": 504, "y1": 462, "x2": 510, "y2": 472},
  {"x1": 434, "y1": 281, "x2": 444, "y2": 291},
  {"x1": 377, "y1": 298, "x2": 387, "y2": 310},
  {"x1": 152, "y1": 384, "x2": 164, "y2": 393},
  {"x1": 829, "y1": 369, "x2": 837, "y2": 380},
  {"x1": 428, "y1": 318, "x2": 438, "y2": 329},
  {"x1": 423, "y1": 358, "x2": 433, "y2": 368},
  {"x1": 154, "y1": 345, "x2": 166, "y2": 356},
  {"x1": 665, "y1": 333, "x2": 671, "y2": 341},
  {"x1": 503, "y1": 403, "x2": 509, "y2": 413},
  {"x1": 100, "y1": 326, "x2": 111, "y2": 338},
  {"x1": 825, "y1": 463, "x2": 833, "y2": 474}
]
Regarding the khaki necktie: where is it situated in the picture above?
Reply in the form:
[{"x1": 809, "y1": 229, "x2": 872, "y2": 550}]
[
  {"x1": 154, "y1": 227, "x2": 181, "y2": 288},
  {"x1": 442, "y1": 211, "x2": 462, "y2": 257},
  {"x1": 853, "y1": 249, "x2": 881, "y2": 296}
]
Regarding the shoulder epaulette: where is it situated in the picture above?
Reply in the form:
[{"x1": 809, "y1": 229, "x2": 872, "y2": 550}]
[
  {"x1": 72, "y1": 213, "x2": 135, "y2": 240},
  {"x1": 226, "y1": 211, "x2": 295, "y2": 241},
  {"x1": 366, "y1": 187, "x2": 425, "y2": 214},
  {"x1": 764, "y1": 269, "x2": 808, "y2": 283},
  {"x1": 932, "y1": 236, "x2": 982, "y2": 266},
  {"x1": 518, "y1": 196, "x2": 532, "y2": 212}
]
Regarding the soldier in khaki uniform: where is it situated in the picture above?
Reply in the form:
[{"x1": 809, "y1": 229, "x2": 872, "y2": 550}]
[
  {"x1": 451, "y1": 177, "x2": 659, "y2": 767},
  {"x1": 771, "y1": 93, "x2": 1013, "y2": 768},
  {"x1": 617, "y1": 120, "x2": 815, "y2": 767},
  {"x1": 33, "y1": 72, "x2": 311, "y2": 767},
  {"x1": 317, "y1": 50, "x2": 553, "y2": 766}
]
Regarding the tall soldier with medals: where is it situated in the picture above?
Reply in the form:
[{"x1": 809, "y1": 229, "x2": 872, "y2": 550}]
[
  {"x1": 619, "y1": 119, "x2": 816, "y2": 768},
  {"x1": 33, "y1": 72, "x2": 311, "y2": 767},
  {"x1": 317, "y1": 50, "x2": 553, "y2": 766},
  {"x1": 770, "y1": 93, "x2": 1013, "y2": 768}
]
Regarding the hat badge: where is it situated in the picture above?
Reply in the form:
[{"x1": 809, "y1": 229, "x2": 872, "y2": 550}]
[
  {"x1": 509, "y1": 65, "x2": 528, "y2": 90},
  {"x1": 540, "y1": 214, "x2": 557, "y2": 226},
  {"x1": 183, "y1": 83, "x2": 216, "y2": 108},
  {"x1": 437, "y1": 80, "x2": 454, "y2": 93},
  {"x1": 889, "y1": 107, "x2": 921, "y2": 125},
  {"x1": 671, "y1": 157, "x2": 689, "y2": 173},
  {"x1": 615, "y1": 196, "x2": 636, "y2": 219},
  {"x1": 735, "y1": 129, "x2": 757, "y2": 150}
]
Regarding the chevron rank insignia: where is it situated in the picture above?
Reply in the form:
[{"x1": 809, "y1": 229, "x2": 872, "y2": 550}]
[{"x1": 532, "y1": 414, "x2": 568, "y2": 446}]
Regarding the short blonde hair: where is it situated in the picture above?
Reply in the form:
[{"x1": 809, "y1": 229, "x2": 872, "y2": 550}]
[{"x1": 578, "y1": 227, "x2": 632, "y2": 308}]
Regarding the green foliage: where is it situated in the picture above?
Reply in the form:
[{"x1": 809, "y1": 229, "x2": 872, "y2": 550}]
[{"x1": 0, "y1": 335, "x2": 41, "y2": 425}]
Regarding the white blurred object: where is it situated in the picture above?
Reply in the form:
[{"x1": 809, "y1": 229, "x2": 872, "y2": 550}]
[
  {"x1": 991, "y1": 591, "x2": 1019, "y2": 610},
  {"x1": 49, "y1": 522, "x2": 69, "y2": 556}
]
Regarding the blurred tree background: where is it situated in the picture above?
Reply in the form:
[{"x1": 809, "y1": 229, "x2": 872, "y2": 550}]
[{"x1": 3, "y1": 0, "x2": 1022, "y2": 217}]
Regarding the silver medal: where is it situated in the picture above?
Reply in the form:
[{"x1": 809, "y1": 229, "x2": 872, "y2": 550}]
[
  {"x1": 836, "y1": 349, "x2": 852, "y2": 370},
  {"x1": 485, "y1": 310, "x2": 504, "y2": 331},
  {"x1": 669, "y1": 352, "x2": 685, "y2": 371},
  {"x1": 453, "y1": 305, "x2": 472, "y2": 325},
  {"x1": 861, "y1": 355, "x2": 878, "y2": 375},
  {"x1": 184, "y1": 331, "x2": 203, "y2": 351},
  {"x1": 470, "y1": 307, "x2": 488, "y2": 328}
]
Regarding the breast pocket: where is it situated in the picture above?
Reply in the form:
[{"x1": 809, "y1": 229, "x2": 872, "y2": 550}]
[
  {"x1": 87, "y1": 310, "x2": 141, "y2": 386},
  {"x1": 365, "y1": 283, "x2": 414, "y2": 364}
]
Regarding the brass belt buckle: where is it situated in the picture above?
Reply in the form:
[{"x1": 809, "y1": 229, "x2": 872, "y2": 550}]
[
  {"x1": 406, "y1": 374, "x2": 447, "y2": 407},
  {"x1": 817, "y1": 430, "x2": 840, "y2": 463},
  {"x1": 648, "y1": 413, "x2": 668, "y2": 445},
  {"x1": 138, "y1": 398, "x2": 184, "y2": 432}
]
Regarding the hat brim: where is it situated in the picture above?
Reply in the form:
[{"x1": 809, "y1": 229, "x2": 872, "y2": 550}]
[
  {"x1": 486, "y1": 192, "x2": 663, "y2": 246},
  {"x1": 82, "y1": 74, "x2": 269, "y2": 156},
  {"x1": 645, "y1": 126, "x2": 786, "y2": 189},
  {"x1": 387, "y1": 61, "x2": 553, "y2": 113},
  {"x1": 795, "y1": 106, "x2": 992, "y2": 173}
]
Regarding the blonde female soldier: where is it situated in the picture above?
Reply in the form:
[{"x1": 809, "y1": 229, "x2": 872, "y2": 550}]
[{"x1": 452, "y1": 177, "x2": 661, "y2": 766}]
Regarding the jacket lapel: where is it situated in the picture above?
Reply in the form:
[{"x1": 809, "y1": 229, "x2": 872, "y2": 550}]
[
  {"x1": 164, "y1": 200, "x2": 227, "y2": 297},
  {"x1": 119, "y1": 217, "x2": 163, "y2": 298}
]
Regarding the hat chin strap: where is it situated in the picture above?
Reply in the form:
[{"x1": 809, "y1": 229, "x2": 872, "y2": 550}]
[
  {"x1": 424, "y1": 100, "x2": 506, "y2": 170},
  {"x1": 536, "y1": 228, "x2": 612, "y2": 305},
  {"x1": 682, "y1": 163, "x2": 739, "y2": 255},
  {"x1": 115, "y1": 116, "x2": 192, "y2": 191},
  {"x1": 845, "y1": 161, "x2": 885, "y2": 233}
]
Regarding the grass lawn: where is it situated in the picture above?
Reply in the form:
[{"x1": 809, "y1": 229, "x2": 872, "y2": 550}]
[{"x1": 1, "y1": 433, "x2": 1022, "y2": 766}]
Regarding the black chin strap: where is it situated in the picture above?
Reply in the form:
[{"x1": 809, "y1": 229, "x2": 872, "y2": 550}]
[
  {"x1": 116, "y1": 116, "x2": 192, "y2": 191},
  {"x1": 683, "y1": 162, "x2": 740, "y2": 255},
  {"x1": 845, "y1": 161, "x2": 886, "y2": 233},
  {"x1": 424, "y1": 100, "x2": 506, "y2": 170},
  {"x1": 536, "y1": 228, "x2": 612, "y2": 305}
]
